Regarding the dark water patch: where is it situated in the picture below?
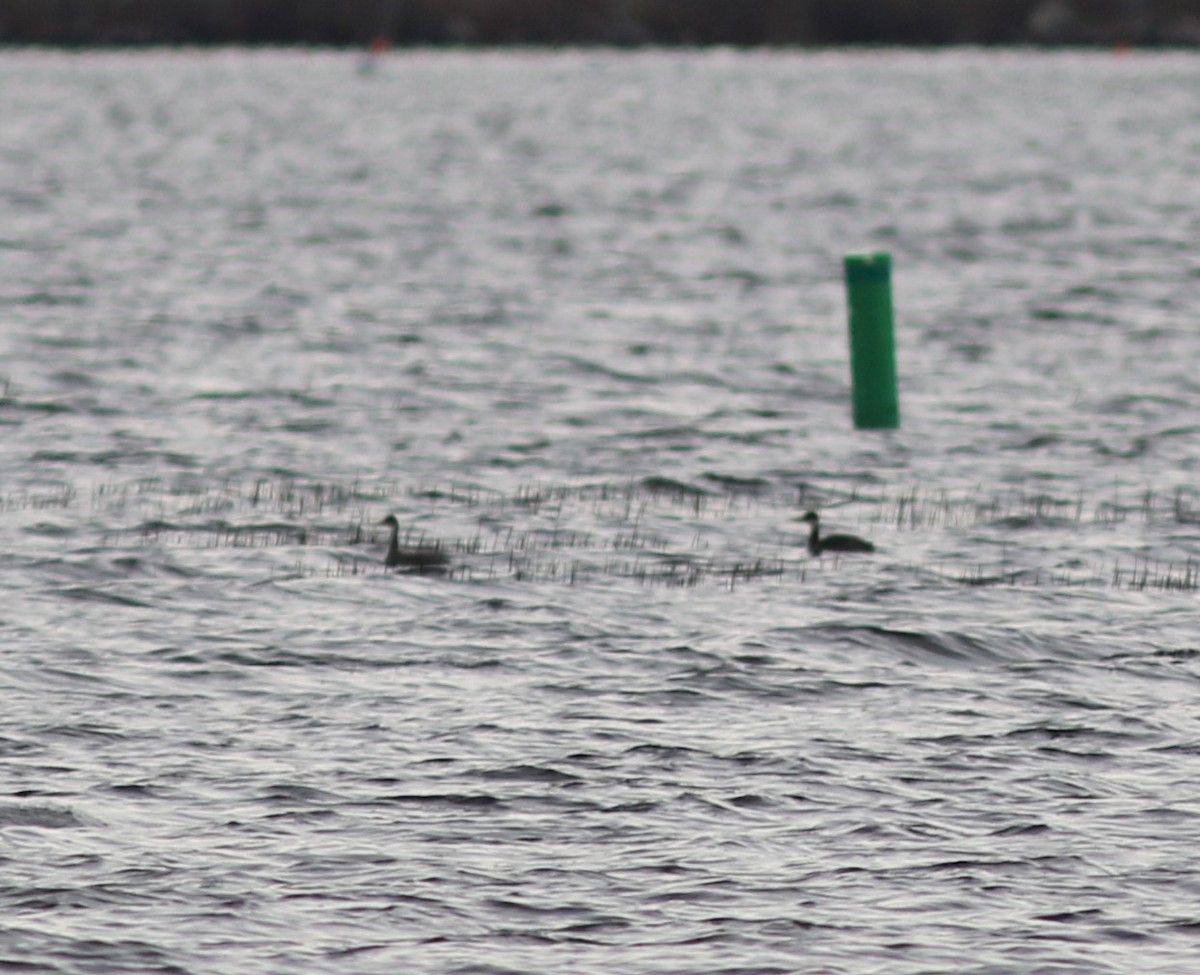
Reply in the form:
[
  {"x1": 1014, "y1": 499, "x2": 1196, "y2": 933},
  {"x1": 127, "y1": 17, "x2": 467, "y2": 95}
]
[
  {"x1": 13, "y1": 291, "x2": 89, "y2": 308},
  {"x1": 192, "y1": 388, "x2": 336, "y2": 408},
  {"x1": 900, "y1": 856, "x2": 1042, "y2": 879},
  {"x1": 2, "y1": 399, "x2": 76, "y2": 416},
  {"x1": 22, "y1": 521, "x2": 76, "y2": 538},
  {"x1": 479, "y1": 764, "x2": 582, "y2": 785},
  {"x1": 624, "y1": 423, "x2": 704, "y2": 443},
  {"x1": 1003, "y1": 723, "x2": 1139, "y2": 743},
  {"x1": 104, "y1": 555, "x2": 200, "y2": 579},
  {"x1": 4, "y1": 886, "x2": 96, "y2": 911},
  {"x1": 1155, "y1": 423, "x2": 1200, "y2": 440},
  {"x1": 42, "y1": 936, "x2": 189, "y2": 974},
  {"x1": 990, "y1": 821, "x2": 1052, "y2": 837},
  {"x1": 30, "y1": 448, "x2": 197, "y2": 468},
  {"x1": 1005, "y1": 432, "x2": 1068, "y2": 451},
  {"x1": 556, "y1": 354, "x2": 661, "y2": 385},
  {"x1": 209, "y1": 315, "x2": 268, "y2": 337},
  {"x1": 28, "y1": 450, "x2": 79, "y2": 464},
  {"x1": 1032, "y1": 744, "x2": 1120, "y2": 762},
  {"x1": 984, "y1": 513, "x2": 1081, "y2": 530},
  {"x1": 7, "y1": 878, "x2": 180, "y2": 912},
  {"x1": 432, "y1": 301, "x2": 512, "y2": 328},
  {"x1": 258, "y1": 783, "x2": 343, "y2": 805},
  {"x1": 601, "y1": 800, "x2": 659, "y2": 814},
  {"x1": 937, "y1": 565, "x2": 1036, "y2": 587},
  {"x1": 809, "y1": 624, "x2": 1035, "y2": 665},
  {"x1": 482, "y1": 897, "x2": 597, "y2": 919},
  {"x1": 299, "y1": 224, "x2": 373, "y2": 246},
  {"x1": 643, "y1": 883, "x2": 740, "y2": 906},
  {"x1": 100, "y1": 782, "x2": 174, "y2": 800},
  {"x1": 666, "y1": 665, "x2": 824, "y2": 703},
  {"x1": 0, "y1": 736, "x2": 42, "y2": 757},
  {"x1": 621, "y1": 743, "x2": 714, "y2": 767},
  {"x1": 1097, "y1": 393, "x2": 1188, "y2": 416},
  {"x1": 0, "y1": 231, "x2": 56, "y2": 248},
  {"x1": 370, "y1": 793, "x2": 504, "y2": 810},
  {"x1": 1094, "y1": 436, "x2": 1153, "y2": 460},
  {"x1": 725, "y1": 793, "x2": 775, "y2": 810},
  {"x1": 37, "y1": 721, "x2": 128, "y2": 742},
  {"x1": 0, "y1": 956, "x2": 54, "y2": 973},
  {"x1": 80, "y1": 219, "x2": 130, "y2": 240},
  {"x1": 703, "y1": 473, "x2": 772, "y2": 495},
  {"x1": 52, "y1": 586, "x2": 153, "y2": 608},
  {"x1": 1029, "y1": 306, "x2": 1119, "y2": 327},
  {"x1": 504, "y1": 436, "x2": 553, "y2": 455},
  {"x1": 207, "y1": 647, "x2": 348, "y2": 669},
  {"x1": 0, "y1": 803, "x2": 88, "y2": 829},
  {"x1": 277, "y1": 417, "x2": 338, "y2": 434},
  {"x1": 1150, "y1": 648, "x2": 1200, "y2": 661},
  {"x1": 663, "y1": 368, "x2": 734, "y2": 389},
  {"x1": 730, "y1": 652, "x2": 778, "y2": 666},
  {"x1": 700, "y1": 267, "x2": 768, "y2": 290},
  {"x1": 640, "y1": 475, "x2": 711, "y2": 499}
]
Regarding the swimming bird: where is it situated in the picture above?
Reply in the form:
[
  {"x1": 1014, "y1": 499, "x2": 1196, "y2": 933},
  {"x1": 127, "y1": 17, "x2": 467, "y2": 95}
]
[
  {"x1": 379, "y1": 514, "x2": 450, "y2": 573},
  {"x1": 800, "y1": 511, "x2": 874, "y2": 556}
]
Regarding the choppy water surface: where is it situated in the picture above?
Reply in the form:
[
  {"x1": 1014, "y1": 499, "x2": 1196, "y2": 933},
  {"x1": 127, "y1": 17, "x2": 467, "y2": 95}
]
[{"x1": 3, "y1": 47, "x2": 1200, "y2": 974}]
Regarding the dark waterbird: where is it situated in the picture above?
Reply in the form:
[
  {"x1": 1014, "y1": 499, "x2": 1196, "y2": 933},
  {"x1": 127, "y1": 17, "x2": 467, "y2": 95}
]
[
  {"x1": 801, "y1": 510, "x2": 875, "y2": 556},
  {"x1": 379, "y1": 514, "x2": 450, "y2": 573}
]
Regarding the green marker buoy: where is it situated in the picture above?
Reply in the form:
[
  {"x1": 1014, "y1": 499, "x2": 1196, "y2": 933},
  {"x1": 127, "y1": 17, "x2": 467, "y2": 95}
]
[{"x1": 844, "y1": 251, "x2": 900, "y2": 429}]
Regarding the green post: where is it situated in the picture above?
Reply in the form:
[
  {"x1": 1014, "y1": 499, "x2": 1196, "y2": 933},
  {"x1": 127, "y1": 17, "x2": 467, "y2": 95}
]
[{"x1": 843, "y1": 251, "x2": 899, "y2": 429}]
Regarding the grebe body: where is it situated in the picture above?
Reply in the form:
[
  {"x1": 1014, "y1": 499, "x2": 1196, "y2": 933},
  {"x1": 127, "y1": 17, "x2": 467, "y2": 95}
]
[
  {"x1": 380, "y1": 514, "x2": 450, "y2": 573},
  {"x1": 801, "y1": 511, "x2": 874, "y2": 556}
]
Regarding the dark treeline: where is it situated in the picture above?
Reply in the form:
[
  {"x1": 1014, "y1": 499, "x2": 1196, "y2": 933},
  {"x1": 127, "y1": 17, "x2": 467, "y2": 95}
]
[{"x1": 2, "y1": 0, "x2": 1200, "y2": 47}]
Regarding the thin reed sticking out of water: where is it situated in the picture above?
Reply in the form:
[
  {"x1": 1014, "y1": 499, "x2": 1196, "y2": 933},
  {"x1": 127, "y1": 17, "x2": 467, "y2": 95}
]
[
  {"x1": 7, "y1": 473, "x2": 1197, "y2": 593},
  {"x1": 866, "y1": 484, "x2": 1200, "y2": 531},
  {"x1": 9, "y1": 473, "x2": 1200, "y2": 529},
  {"x1": 921, "y1": 557, "x2": 1200, "y2": 593}
]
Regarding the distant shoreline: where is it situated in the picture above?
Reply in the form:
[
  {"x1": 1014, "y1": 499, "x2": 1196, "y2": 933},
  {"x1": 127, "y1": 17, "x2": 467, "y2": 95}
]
[{"x1": 2, "y1": 0, "x2": 1199, "y2": 49}]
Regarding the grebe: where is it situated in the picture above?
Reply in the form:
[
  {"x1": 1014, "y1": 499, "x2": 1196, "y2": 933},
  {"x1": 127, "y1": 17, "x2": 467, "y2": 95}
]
[
  {"x1": 379, "y1": 514, "x2": 450, "y2": 573},
  {"x1": 800, "y1": 511, "x2": 874, "y2": 556}
]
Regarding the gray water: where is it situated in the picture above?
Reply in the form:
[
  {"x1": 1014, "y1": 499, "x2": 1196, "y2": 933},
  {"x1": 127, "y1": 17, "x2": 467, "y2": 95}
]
[{"x1": 3, "y1": 47, "x2": 1200, "y2": 974}]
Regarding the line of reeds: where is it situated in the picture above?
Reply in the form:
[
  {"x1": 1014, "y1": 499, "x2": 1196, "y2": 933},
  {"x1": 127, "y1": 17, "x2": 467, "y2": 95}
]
[
  {"x1": 6, "y1": 473, "x2": 1200, "y2": 591},
  {"x1": 265, "y1": 549, "x2": 796, "y2": 590},
  {"x1": 860, "y1": 483, "x2": 1200, "y2": 530},
  {"x1": 4, "y1": 472, "x2": 1193, "y2": 523},
  {"x1": 263, "y1": 548, "x2": 1200, "y2": 592},
  {"x1": 927, "y1": 557, "x2": 1200, "y2": 592}
]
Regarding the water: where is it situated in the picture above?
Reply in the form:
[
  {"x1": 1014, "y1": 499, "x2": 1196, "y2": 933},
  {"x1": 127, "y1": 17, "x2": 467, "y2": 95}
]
[{"x1": 3, "y1": 47, "x2": 1200, "y2": 974}]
